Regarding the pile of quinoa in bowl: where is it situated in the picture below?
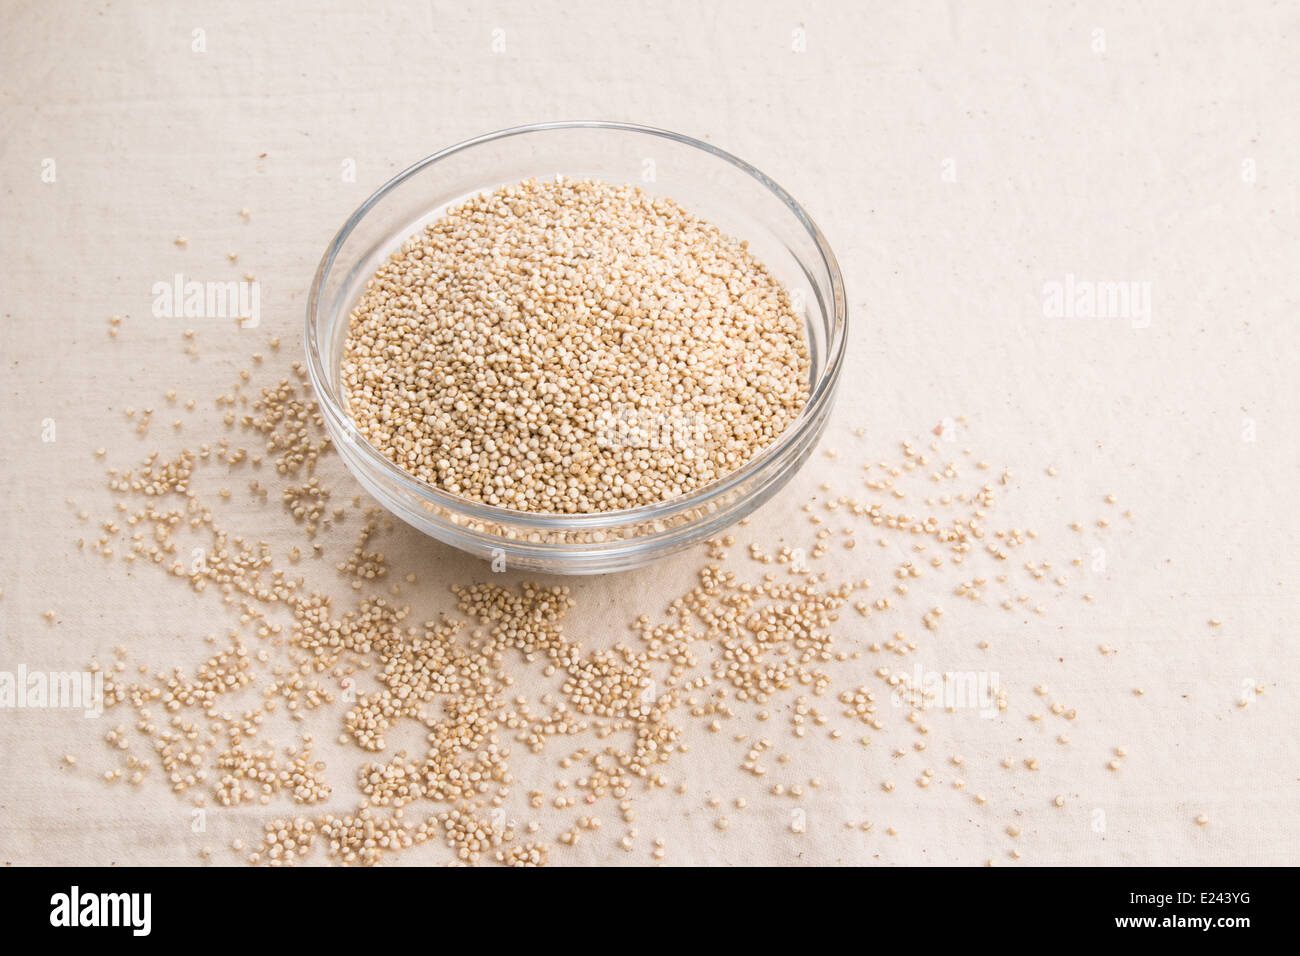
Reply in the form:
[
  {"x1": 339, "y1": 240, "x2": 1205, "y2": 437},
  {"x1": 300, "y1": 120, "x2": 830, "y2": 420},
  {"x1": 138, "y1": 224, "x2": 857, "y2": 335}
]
[{"x1": 340, "y1": 176, "x2": 811, "y2": 515}]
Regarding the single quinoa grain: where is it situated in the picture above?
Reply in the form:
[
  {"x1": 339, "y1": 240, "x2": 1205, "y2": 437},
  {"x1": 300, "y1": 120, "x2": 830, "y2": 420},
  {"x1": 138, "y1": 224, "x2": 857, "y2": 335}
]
[{"x1": 341, "y1": 177, "x2": 810, "y2": 513}]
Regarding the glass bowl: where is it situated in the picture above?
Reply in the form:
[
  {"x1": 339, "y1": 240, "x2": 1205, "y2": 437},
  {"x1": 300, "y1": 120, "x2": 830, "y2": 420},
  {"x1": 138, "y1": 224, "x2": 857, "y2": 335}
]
[{"x1": 305, "y1": 121, "x2": 848, "y2": 574}]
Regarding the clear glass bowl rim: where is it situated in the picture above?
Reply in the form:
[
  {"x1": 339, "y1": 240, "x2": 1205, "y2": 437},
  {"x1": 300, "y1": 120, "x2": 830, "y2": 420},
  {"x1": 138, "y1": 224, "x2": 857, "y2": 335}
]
[{"x1": 304, "y1": 120, "x2": 849, "y2": 532}]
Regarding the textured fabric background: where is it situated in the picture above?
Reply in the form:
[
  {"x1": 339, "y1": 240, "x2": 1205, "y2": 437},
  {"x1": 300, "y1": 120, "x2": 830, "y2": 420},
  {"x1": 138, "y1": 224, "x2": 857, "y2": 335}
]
[{"x1": 0, "y1": 0, "x2": 1297, "y2": 866}]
